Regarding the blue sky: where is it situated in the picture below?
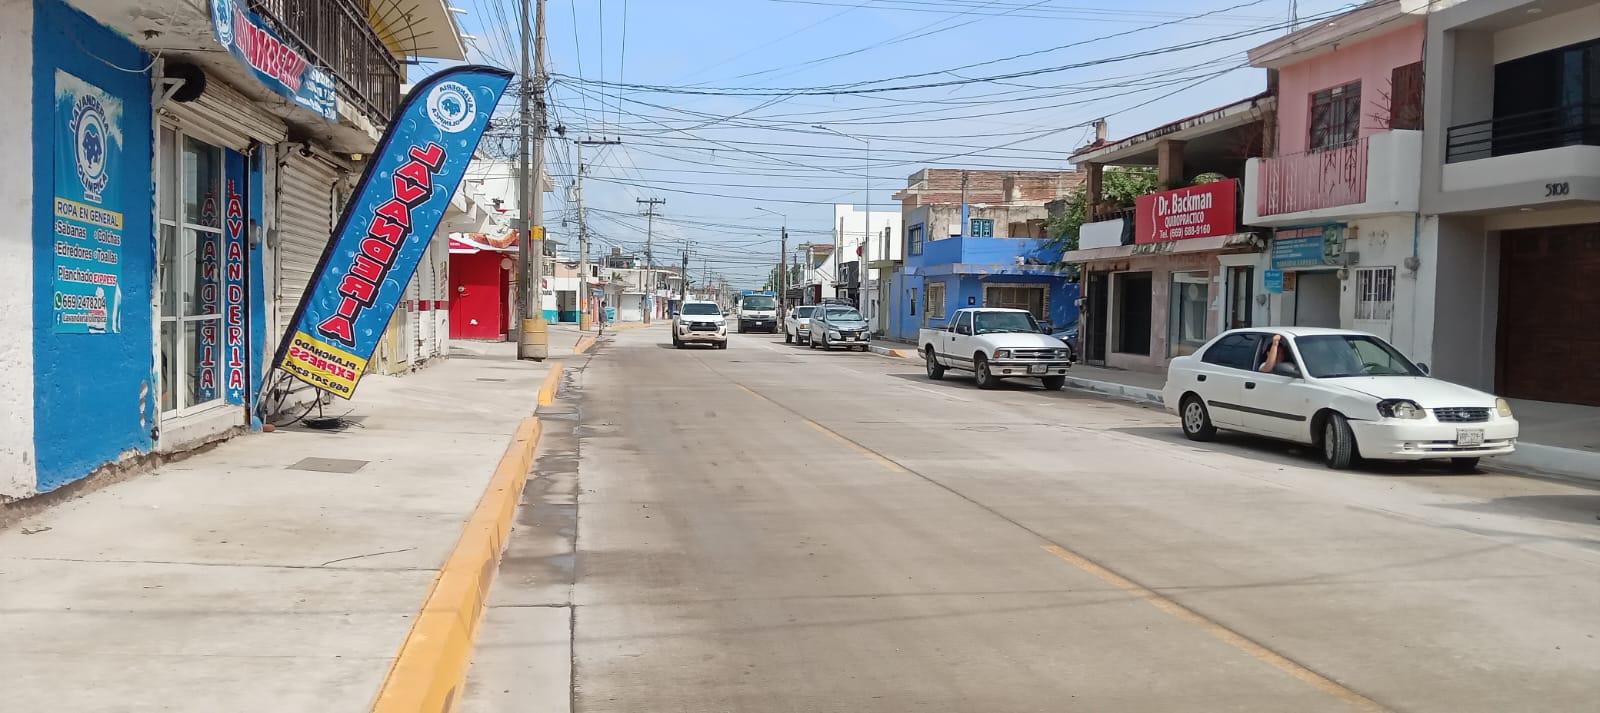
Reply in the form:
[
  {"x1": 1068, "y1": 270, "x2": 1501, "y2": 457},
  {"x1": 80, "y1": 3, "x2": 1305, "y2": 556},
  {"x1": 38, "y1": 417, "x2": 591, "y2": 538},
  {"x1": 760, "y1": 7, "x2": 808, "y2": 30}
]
[{"x1": 440, "y1": 0, "x2": 1357, "y2": 288}]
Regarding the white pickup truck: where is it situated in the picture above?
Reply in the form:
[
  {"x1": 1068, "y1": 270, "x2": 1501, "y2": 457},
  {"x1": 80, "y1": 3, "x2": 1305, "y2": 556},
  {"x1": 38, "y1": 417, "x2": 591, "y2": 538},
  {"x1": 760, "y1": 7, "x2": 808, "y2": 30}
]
[{"x1": 919, "y1": 308, "x2": 1074, "y2": 390}]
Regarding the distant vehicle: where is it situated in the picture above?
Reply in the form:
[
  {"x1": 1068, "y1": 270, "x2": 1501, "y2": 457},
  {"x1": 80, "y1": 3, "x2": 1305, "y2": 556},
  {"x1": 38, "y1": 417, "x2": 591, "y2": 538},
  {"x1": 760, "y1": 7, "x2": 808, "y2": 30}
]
[
  {"x1": 1164, "y1": 327, "x2": 1519, "y2": 471},
  {"x1": 672, "y1": 300, "x2": 728, "y2": 349},
  {"x1": 809, "y1": 305, "x2": 870, "y2": 351},
  {"x1": 1049, "y1": 319, "x2": 1078, "y2": 362},
  {"x1": 784, "y1": 305, "x2": 816, "y2": 344},
  {"x1": 736, "y1": 292, "x2": 779, "y2": 333},
  {"x1": 920, "y1": 308, "x2": 1072, "y2": 390}
]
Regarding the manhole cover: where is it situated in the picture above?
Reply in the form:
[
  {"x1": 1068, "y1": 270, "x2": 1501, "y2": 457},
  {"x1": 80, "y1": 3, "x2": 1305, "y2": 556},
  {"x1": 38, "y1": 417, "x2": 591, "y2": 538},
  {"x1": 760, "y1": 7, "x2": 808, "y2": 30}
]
[{"x1": 289, "y1": 457, "x2": 369, "y2": 474}]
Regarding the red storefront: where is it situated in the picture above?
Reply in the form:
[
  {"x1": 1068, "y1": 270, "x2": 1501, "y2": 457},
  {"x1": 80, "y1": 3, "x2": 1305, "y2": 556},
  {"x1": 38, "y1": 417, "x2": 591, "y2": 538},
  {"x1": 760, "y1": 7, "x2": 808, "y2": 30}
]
[{"x1": 448, "y1": 234, "x2": 514, "y2": 341}]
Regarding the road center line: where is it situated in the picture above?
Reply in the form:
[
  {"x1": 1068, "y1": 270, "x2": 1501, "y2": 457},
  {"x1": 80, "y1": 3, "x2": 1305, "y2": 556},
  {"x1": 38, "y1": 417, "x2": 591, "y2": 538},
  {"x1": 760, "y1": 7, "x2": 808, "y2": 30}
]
[{"x1": 729, "y1": 377, "x2": 1389, "y2": 713}]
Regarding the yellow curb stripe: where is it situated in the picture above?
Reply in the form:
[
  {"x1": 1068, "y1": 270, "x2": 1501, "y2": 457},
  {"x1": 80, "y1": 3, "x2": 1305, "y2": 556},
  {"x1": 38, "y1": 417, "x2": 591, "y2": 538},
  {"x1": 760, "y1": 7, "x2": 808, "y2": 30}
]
[
  {"x1": 538, "y1": 363, "x2": 564, "y2": 407},
  {"x1": 371, "y1": 364, "x2": 566, "y2": 713},
  {"x1": 573, "y1": 336, "x2": 596, "y2": 355},
  {"x1": 1041, "y1": 544, "x2": 1388, "y2": 712}
]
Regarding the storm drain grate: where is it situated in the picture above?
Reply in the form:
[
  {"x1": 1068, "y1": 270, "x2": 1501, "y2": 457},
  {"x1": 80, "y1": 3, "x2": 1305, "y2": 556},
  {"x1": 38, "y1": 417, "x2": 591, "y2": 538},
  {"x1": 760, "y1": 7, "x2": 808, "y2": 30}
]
[{"x1": 289, "y1": 457, "x2": 370, "y2": 474}]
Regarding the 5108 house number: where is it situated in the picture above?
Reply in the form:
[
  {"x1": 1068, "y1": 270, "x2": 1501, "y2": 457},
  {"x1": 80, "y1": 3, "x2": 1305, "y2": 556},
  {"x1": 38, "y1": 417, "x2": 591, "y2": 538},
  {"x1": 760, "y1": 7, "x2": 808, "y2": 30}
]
[{"x1": 1544, "y1": 181, "x2": 1570, "y2": 197}]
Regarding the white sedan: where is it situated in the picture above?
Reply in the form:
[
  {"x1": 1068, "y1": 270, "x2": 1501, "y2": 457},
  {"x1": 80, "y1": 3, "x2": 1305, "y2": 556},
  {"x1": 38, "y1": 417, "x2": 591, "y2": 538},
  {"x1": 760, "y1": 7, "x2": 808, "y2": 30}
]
[{"x1": 1163, "y1": 327, "x2": 1518, "y2": 471}]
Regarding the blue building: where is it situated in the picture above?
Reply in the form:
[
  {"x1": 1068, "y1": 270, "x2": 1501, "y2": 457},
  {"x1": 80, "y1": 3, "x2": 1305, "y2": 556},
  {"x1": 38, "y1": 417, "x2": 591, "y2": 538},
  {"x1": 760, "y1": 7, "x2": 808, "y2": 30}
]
[{"x1": 887, "y1": 234, "x2": 1080, "y2": 342}]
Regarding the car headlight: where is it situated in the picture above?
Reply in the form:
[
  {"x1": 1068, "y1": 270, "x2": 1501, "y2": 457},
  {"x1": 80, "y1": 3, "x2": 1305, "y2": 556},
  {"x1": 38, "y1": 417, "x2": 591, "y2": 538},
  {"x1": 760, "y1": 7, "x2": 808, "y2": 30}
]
[
  {"x1": 1496, "y1": 398, "x2": 1513, "y2": 418},
  {"x1": 994, "y1": 349, "x2": 1011, "y2": 359},
  {"x1": 1376, "y1": 399, "x2": 1426, "y2": 420}
]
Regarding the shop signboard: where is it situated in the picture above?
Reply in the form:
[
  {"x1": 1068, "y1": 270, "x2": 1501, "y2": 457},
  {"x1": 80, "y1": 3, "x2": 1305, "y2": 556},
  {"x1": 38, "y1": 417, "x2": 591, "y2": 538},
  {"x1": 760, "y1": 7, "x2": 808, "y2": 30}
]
[
  {"x1": 210, "y1": 0, "x2": 337, "y2": 121},
  {"x1": 272, "y1": 66, "x2": 512, "y2": 398},
  {"x1": 1263, "y1": 268, "x2": 1284, "y2": 294},
  {"x1": 52, "y1": 71, "x2": 124, "y2": 334},
  {"x1": 223, "y1": 152, "x2": 248, "y2": 405},
  {"x1": 1271, "y1": 225, "x2": 1346, "y2": 269},
  {"x1": 1135, "y1": 180, "x2": 1237, "y2": 244}
]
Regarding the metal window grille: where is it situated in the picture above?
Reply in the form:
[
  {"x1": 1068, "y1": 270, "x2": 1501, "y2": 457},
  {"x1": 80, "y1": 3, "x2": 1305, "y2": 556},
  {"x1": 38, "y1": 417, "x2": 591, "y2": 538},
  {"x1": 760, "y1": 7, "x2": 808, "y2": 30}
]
[
  {"x1": 1309, "y1": 81, "x2": 1362, "y2": 151},
  {"x1": 1355, "y1": 267, "x2": 1395, "y2": 321},
  {"x1": 925, "y1": 282, "x2": 946, "y2": 321},
  {"x1": 248, "y1": 0, "x2": 403, "y2": 123}
]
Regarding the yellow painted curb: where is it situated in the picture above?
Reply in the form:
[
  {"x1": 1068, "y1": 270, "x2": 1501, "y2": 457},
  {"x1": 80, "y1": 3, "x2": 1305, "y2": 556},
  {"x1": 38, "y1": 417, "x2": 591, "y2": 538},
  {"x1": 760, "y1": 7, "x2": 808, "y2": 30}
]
[
  {"x1": 537, "y1": 362, "x2": 564, "y2": 407},
  {"x1": 370, "y1": 369, "x2": 559, "y2": 712},
  {"x1": 573, "y1": 336, "x2": 596, "y2": 355}
]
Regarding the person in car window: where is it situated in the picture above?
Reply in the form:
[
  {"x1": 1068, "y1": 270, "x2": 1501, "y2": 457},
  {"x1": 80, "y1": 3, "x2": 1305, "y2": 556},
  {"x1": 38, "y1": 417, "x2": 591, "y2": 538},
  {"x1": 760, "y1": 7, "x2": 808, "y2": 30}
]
[{"x1": 1258, "y1": 334, "x2": 1293, "y2": 373}]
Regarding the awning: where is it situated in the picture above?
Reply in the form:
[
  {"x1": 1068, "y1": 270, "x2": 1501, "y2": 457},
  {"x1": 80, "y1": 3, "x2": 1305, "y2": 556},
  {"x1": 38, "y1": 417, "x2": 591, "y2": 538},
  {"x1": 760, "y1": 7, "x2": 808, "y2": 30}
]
[
  {"x1": 447, "y1": 233, "x2": 515, "y2": 254},
  {"x1": 1061, "y1": 232, "x2": 1261, "y2": 263}
]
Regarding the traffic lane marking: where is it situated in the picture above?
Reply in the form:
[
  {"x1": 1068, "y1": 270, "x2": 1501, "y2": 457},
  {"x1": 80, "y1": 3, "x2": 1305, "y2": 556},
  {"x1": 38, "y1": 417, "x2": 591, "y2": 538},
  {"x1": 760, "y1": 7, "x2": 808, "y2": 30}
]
[{"x1": 729, "y1": 376, "x2": 1390, "y2": 713}]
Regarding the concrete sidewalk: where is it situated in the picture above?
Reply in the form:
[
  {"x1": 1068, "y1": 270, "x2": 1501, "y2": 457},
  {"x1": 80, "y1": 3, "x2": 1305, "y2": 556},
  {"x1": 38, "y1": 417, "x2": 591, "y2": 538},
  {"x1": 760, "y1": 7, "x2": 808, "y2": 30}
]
[{"x1": 0, "y1": 334, "x2": 581, "y2": 713}]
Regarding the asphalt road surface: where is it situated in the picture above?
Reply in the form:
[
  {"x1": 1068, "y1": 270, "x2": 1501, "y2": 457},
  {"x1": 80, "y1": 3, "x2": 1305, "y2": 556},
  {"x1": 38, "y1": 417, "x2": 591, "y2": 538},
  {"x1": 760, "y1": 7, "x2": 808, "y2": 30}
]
[{"x1": 467, "y1": 326, "x2": 1600, "y2": 713}]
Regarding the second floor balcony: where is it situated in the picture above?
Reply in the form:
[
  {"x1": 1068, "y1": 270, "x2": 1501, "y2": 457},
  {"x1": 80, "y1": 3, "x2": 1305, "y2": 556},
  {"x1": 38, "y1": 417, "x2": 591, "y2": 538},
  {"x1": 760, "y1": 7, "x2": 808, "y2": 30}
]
[
  {"x1": 1244, "y1": 130, "x2": 1421, "y2": 226},
  {"x1": 249, "y1": 0, "x2": 403, "y2": 125}
]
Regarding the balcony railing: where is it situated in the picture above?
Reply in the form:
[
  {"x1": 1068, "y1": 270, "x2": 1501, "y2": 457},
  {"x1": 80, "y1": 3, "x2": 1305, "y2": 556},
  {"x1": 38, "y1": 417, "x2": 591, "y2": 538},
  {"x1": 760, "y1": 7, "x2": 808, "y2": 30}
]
[
  {"x1": 249, "y1": 0, "x2": 402, "y2": 124},
  {"x1": 1257, "y1": 138, "x2": 1368, "y2": 216},
  {"x1": 1446, "y1": 103, "x2": 1600, "y2": 163}
]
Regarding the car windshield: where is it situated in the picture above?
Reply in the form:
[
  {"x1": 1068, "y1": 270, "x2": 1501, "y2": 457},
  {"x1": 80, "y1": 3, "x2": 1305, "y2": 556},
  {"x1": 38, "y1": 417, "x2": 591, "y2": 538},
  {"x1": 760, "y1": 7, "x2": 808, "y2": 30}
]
[
  {"x1": 682, "y1": 303, "x2": 720, "y2": 316},
  {"x1": 743, "y1": 296, "x2": 776, "y2": 310},
  {"x1": 824, "y1": 309, "x2": 864, "y2": 322},
  {"x1": 974, "y1": 311, "x2": 1041, "y2": 335},
  {"x1": 795, "y1": 306, "x2": 815, "y2": 318},
  {"x1": 1294, "y1": 334, "x2": 1424, "y2": 378}
]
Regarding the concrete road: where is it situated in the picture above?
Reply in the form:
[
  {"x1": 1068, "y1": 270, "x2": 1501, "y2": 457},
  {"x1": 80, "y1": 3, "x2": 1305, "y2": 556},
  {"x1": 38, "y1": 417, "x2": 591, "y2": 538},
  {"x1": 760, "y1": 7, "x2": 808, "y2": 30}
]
[{"x1": 469, "y1": 327, "x2": 1600, "y2": 713}]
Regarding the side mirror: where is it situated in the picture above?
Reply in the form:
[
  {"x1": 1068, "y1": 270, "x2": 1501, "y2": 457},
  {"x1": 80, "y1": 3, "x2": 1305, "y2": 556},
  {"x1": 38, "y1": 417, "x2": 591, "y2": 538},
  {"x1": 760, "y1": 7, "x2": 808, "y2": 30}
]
[
  {"x1": 1417, "y1": 362, "x2": 1430, "y2": 375},
  {"x1": 955, "y1": 325, "x2": 971, "y2": 336},
  {"x1": 1272, "y1": 362, "x2": 1301, "y2": 378}
]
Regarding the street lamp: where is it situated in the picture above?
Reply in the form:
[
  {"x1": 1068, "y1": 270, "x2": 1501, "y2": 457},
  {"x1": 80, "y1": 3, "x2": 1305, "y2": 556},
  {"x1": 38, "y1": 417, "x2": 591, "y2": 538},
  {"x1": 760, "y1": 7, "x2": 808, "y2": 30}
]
[
  {"x1": 755, "y1": 206, "x2": 787, "y2": 314},
  {"x1": 812, "y1": 124, "x2": 868, "y2": 314}
]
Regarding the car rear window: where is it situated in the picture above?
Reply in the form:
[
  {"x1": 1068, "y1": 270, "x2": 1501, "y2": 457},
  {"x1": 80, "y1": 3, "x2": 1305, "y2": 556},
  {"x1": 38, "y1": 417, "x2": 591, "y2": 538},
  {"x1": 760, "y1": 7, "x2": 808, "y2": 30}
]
[{"x1": 1202, "y1": 333, "x2": 1262, "y2": 370}]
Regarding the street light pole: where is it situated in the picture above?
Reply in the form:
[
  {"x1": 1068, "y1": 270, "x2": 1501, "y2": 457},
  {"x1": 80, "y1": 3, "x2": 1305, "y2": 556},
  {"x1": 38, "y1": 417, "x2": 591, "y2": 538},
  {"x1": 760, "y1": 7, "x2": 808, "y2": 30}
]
[
  {"x1": 812, "y1": 125, "x2": 868, "y2": 311},
  {"x1": 755, "y1": 206, "x2": 786, "y2": 315}
]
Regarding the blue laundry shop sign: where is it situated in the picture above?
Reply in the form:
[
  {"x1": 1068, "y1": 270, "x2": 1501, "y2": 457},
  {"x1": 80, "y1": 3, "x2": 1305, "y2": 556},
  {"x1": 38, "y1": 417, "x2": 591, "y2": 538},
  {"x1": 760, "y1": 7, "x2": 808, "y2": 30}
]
[
  {"x1": 52, "y1": 71, "x2": 124, "y2": 334},
  {"x1": 1263, "y1": 269, "x2": 1284, "y2": 294},
  {"x1": 210, "y1": 0, "x2": 337, "y2": 121},
  {"x1": 272, "y1": 66, "x2": 511, "y2": 398},
  {"x1": 1272, "y1": 225, "x2": 1346, "y2": 269}
]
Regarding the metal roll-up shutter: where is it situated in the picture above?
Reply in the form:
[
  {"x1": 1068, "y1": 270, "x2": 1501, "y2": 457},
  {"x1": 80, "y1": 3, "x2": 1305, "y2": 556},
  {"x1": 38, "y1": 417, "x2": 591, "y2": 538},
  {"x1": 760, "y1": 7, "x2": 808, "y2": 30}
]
[
  {"x1": 163, "y1": 78, "x2": 287, "y2": 150},
  {"x1": 431, "y1": 245, "x2": 449, "y2": 358},
  {"x1": 277, "y1": 153, "x2": 340, "y2": 344}
]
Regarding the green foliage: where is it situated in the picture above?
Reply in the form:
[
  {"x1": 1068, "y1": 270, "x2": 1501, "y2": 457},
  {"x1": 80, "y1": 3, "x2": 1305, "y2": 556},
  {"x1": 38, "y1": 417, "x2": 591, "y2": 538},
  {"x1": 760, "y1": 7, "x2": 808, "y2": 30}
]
[{"x1": 1045, "y1": 166, "x2": 1158, "y2": 256}]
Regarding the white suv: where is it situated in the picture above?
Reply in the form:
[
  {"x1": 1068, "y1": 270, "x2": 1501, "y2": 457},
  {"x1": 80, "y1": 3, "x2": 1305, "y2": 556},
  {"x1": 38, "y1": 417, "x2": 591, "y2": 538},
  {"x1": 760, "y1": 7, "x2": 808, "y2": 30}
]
[{"x1": 672, "y1": 301, "x2": 728, "y2": 349}]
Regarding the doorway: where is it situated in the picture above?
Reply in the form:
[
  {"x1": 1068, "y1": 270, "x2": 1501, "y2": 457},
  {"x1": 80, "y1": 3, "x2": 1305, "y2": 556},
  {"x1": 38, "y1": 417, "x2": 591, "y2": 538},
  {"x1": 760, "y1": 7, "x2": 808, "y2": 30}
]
[
  {"x1": 1227, "y1": 265, "x2": 1253, "y2": 330},
  {"x1": 1498, "y1": 224, "x2": 1600, "y2": 405},
  {"x1": 1293, "y1": 270, "x2": 1340, "y2": 328},
  {"x1": 1114, "y1": 271, "x2": 1153, "y2": 355},
  {"x1": 1084, "y1": 272, "x2": 1109, "y2": 363}
]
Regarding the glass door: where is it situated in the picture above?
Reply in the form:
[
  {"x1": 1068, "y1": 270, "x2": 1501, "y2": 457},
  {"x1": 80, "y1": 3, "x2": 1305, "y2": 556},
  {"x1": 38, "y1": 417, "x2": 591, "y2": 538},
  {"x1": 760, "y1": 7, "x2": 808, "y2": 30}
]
[{"x1": 157, "y1": 127, "x2": 226, "y2": 416}]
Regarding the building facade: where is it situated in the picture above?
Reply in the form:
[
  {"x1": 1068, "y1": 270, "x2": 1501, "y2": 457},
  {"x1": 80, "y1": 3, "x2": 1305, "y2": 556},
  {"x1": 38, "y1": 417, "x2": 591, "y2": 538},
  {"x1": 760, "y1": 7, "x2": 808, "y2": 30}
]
[{"x1": 1, "y1": 0, "x2": 465, "y2": 500}]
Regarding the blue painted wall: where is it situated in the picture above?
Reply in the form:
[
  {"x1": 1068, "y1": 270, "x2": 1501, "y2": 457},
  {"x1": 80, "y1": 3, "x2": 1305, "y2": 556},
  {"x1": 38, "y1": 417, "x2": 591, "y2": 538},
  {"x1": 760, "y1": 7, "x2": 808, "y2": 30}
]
[
  {"x1": 32, "y1": 0, "x2": 155, "y2": 491},
  {"x1": 249, "y1": 147, "x2": 268, "y2": 429},
  {"x1": 892, "y1": 236, "x2": 1078, "y2": 342}
]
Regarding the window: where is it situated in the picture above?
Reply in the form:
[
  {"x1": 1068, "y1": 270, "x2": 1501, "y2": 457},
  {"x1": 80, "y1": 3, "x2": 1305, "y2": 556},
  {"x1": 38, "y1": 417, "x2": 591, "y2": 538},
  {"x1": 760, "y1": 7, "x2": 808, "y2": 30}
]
[
  {"x1": 1227, "y1": 266, "x2": 1253, "y2": 330},
  {"x1": 1296, "y1": 334, "x2": 1422, "y2": 378},
  {"x1": 908, "y1": 224, "x2": 924, "y2": 256},
  {"x1": 1490, "y1": 38, "x2": 1600, "y2": 157},
  {"x1": 970, "y1": 218, "x2": 994, "y2": 237},
  {"x1": 1309, "y1": 81, "x2": 1361, "y2": 151},
  {"x1": 1389, "y1": 62, "x2": 1424, "y2": 130},
  {"x1": 158, "y1": 129, "x2": 225, "y2": 415},
  {"x1": 984, "y1": 284, "x2": 1045, "y2": 320},
  {"x1": 925, "y1": 281, "x2": 946, "y2": 322},
  {"x1": 1354, "y1": 267, "x2": 1395, "y2": 321},
  {"x1": 955, "y1": 311, "x2": 973, "y2": 334},
  {"x1": 1168, "y1": 271, "x2": 1210, "y2": 358},
  {"x1": 908, "y1": 288, "x2": 917, "y2": 315},
  {"x1": 1202, "y1": 333, "x2": 1263, "y2": 371}
]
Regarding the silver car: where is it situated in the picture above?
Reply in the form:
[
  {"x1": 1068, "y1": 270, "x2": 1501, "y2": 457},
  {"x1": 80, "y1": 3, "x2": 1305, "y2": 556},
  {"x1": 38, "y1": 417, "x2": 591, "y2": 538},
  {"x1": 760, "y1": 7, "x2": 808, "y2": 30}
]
[
  {"x1": 809, "y1": 305, "x2": 871, "y2": 352},
  {"x1": 784, "y1": 305, "x2": 816, "y2": 345}
]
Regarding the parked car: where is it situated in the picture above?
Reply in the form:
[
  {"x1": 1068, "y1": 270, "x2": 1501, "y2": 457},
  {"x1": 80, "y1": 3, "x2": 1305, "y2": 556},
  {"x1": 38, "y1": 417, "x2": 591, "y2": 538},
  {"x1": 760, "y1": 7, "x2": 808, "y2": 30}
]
[
  {"x1": 1048, "y1": 319, "x2": 1078, "y2": 362},
  {"x1": 784, "y1": 305, "x2": 817, "y2": 344},
  {"x1": 809, "y1": 305, "x2": 871, "y2": 351},
  {"x1": 1163, "y1": 327, "x2": 1519, "y2": 471},
  {"x1": 671, "y1": 300, "x2": 728, "y2": 349},
  {"x1": 919, "y1": 308, "x2": 1073, "y2": 390}
]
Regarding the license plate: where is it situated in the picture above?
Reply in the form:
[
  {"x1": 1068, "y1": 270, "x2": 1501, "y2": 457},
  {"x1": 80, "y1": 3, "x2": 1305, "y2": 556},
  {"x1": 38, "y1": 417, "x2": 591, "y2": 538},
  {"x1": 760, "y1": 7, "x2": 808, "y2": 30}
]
[
  {"x1": 1456, "y1": 429, "x2": 1485, "y2": 447},
  {"x1": 1028, "y1": 364, "x2": 1048, "y2": 375}
]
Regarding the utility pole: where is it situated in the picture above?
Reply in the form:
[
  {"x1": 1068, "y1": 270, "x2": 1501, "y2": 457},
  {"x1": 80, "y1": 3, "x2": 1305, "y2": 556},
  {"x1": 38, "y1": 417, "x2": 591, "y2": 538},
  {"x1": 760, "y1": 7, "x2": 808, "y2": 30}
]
[
  {"x1": 680, "y1": 247, "x2": 689, "y2": 303},
  {"x1": 637, "y1": 197, "x2": 665, "y2": 323},
  {"x1": 572, "y1": 137, "x2": 621, "y2": 331},
  {"x1": 516, "y1": 0, "x2": 550, "y2": 360}
]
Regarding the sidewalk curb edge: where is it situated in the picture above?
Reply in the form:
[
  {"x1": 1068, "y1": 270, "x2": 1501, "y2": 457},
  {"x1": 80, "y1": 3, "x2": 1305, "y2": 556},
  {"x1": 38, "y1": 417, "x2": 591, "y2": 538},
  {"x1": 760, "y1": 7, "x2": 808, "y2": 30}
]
[{"x1": 370, "y1": 364, "x2": 563, "y2": 713}]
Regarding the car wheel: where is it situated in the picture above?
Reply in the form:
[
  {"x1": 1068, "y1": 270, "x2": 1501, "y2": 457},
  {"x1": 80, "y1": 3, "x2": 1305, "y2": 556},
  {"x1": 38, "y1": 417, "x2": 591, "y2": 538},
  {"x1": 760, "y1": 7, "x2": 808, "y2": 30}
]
[
  {"x1": 784, "y1": 331, "x2": 792, "y2": 344},
  {"x1": 974, "y1": 355, "x2": 1000, "y2": 390},
  {"x1": 856, "y1": 345, "x2": 867, "y2": 352},
  {"x1": 925, "y1": 348, "x2": 945, "y2": 380},
  {"x1": 807, "y1": 335, "x2": 817, "y2": 349},
  {"x1": 1449, "y1": 457, "x2": 1480, "y2": 473},
  {"x1": 672, "y1": 336, "x2": 683, "y2": 348},
  {"x1": 1041, "y1": 375, "x2": 1066, "y2": 391},
  {"x1": 1322, "y1": 413, "x2": 1359, "y2": 469},
  {"x1": 717, "y1": 341, "x2": 728, "y2": 350},
  {"x1": 1180, "y1": 395, "x2": 1217, "y2": 441}
]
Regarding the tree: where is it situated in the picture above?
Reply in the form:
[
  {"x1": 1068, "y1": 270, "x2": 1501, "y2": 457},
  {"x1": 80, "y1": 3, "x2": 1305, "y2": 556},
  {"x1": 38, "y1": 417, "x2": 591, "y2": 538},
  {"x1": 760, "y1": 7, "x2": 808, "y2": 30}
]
[{"x1": 1045, "y1": 166, "x2": 1158, "y2": 255}]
